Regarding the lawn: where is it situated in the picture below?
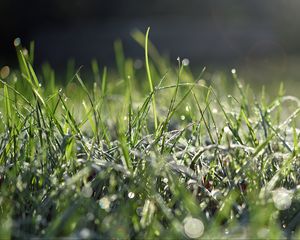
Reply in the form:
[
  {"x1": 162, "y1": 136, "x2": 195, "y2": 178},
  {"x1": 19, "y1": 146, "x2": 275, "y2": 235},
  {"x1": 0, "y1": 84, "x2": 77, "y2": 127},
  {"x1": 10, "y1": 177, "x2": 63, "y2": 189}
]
[{"x1": 0, "y1": 28, "x2": 300, "y2": 239}]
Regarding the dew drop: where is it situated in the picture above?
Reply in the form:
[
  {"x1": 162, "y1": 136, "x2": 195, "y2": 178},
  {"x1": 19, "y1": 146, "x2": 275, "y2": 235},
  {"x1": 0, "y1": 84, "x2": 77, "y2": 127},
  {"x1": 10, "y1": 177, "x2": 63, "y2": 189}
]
[
  {"x1": 181, "y1": 115, "x2": 186, "y2": 121},
  {"x1": 231, "y1": 68, "x2": 236, "y2": 74},
  {"x1": 185, "y1": 105, "x2": 191, "y2": 112},
  {"x1": 82, "y1": 185, "x2": 93, "y2": 198},
  {"x1": 182, "y1": 58, "x2": 190, "y2": 66},
  {"x1": 183, "y1": 217, "x2": 204, "y2": 239},
  {"x1": 224, "y1": 126, "x2": 231, "y2": 135},
  {"x1": 22, "y1": 48, "x2": 28, "y2": 56},
  {"x1": 79, "y1": 228, "x2": 91, "y2": 239},
  {"x1": 283, "y1": 224, "x2": 286, "y2": 229},
  {"x1": 134, "y1": 59, "x2": 143, "y2": 69},
  {"x1": 128, "y1": 192, "x2": 135, "y2": 199},
  {"x1": 272, "y1": 187, "x2": 293, "y2": 210},
  {"x1": 14, "y1": 38, "x2": 21, "y2": 47},
  {"x1": 87, "y1": 213, "x2": 94, "y2": 221},
  {"x1": 0, "y1": 66, "x2": 10, "y2": 79},
  {"x1": 212, "y1": 108, "x2": 218, "y2": 114},
  {"x1": 99, "y1": 197, "x2": 111, "y2": 211}
]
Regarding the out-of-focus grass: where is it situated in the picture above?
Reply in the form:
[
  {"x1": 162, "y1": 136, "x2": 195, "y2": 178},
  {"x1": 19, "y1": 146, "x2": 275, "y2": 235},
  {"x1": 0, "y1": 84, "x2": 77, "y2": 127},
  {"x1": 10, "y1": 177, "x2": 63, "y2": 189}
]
[{"x1": 0, "y1": 30, "x2": 300, "y2": 239}]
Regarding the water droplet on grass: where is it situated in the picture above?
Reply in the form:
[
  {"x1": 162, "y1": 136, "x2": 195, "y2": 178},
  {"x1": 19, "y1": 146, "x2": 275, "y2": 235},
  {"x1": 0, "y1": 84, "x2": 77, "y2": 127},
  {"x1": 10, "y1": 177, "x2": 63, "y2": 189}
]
[
  {"x1": 272, "y1": 187, "x2": 293, "y2": 210},
  {"x1": 231, "y1": 68, "x2": 236, "y2": 74},
  {"x1": 212, "y1": 108, "x2": 218, "y2": 114},
  {"x1": 128, "y1": 192, "x2": 135, "y2": 199},
  {"x1": 22, "y1": 48, "x2": 28, "y2": 56},
  {"x1": 163, "y1": 178, "x2": 168, "y2": 184},
  {"x1": 183, "y1": 217, "x2": 204, "y2": 239},
  {"x1": 14, "y1": 38, "x2": 21, "y2": 47},
  {"x1": 79, "y1": 228, "x2": 91, "y2": 239},
  {"x1": 99, "y1": 197, "x2": 111, "y2": 211},
  {"x1": 0, "y1": 66, "x2": 10, "y2": 79},
  {"x1": 181, "y1": 115, "x2": 186, "y2": 121},
  {"x1": 182, "y1": 58, "x2": 190, "y2": 66},
  {"x1": 224, "y1": 126, "x2": 231, "y2": 135},
  {"x1": 185, "y1": 105, "x2": 191, "y2": 112},
  {"x1": 87, "y1": 212, "x2": 94, "y2": 221},
  {"x1": 134, "y1": 59, "x2": 143, "y2": 69},
  {"x1": 82, "y1": 185, "x2": 93, "y2": 198}
]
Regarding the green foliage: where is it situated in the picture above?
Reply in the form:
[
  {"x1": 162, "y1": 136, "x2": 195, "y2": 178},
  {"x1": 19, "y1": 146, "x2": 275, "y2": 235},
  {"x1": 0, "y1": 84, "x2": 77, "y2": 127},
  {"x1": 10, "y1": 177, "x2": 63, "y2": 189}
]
[{"x1": 0, "y1": 30, "x2": 300, "y2": 239}]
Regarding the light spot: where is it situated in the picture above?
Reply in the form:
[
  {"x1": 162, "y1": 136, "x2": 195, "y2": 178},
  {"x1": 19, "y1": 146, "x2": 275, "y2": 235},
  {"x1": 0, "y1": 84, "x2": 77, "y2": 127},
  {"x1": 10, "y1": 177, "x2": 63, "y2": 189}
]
[
  {"x1": 181, "y1": 115, "x2": 186, "y2": 121},
  {"x1": 99, "y1": 197, "x2": 111, "y2": 211},
  {"x1": 231, "y1": 68, "x2": 236, "y2": 74},
  {"x1": 183, "y1": 217, "x2": 204, "y2": 239},
  {"x1": 22, "y1": 48, "x2": 28, "y2": 56},
  {"x1": 82, "y1": 185, "x2": 93, "y2": 198},
  {"x1": 79, "y1": 228, "x2": 91, "y2": 239},
  {"x1": 0, "y1": 66, "x2": 10, "y2": 79},
  {"x1": 182, "y1": 58, "x2": 190, "y2": 66},
  {"x1": 224, "y1": 126, "x2": 231, "y2": 135},
  {"x1": 128, "y1": 192, "x2": 135, "y2": 199},
  {"x1": 272, "y1": 187, "x2": 293, "y2": 210},
  {"x1": 134, "y1": 59, "x2": 143, "y2": 69},
  {"x1": 185, "y1": 105, "x2": 191, "y2": 112},
  {"x1": 87, "y1": 212, "x2": 95, "y2": 221},
  {"x1": 14, "y1": 38, "x2": 21, "y2": 47}
]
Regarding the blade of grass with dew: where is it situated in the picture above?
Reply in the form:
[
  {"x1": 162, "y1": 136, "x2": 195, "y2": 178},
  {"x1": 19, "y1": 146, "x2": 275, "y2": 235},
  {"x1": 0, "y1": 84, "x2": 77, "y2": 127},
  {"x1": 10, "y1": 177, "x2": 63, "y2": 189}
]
[{"x1": 145, "y1": 27, "x2": 158, "y2": 131}]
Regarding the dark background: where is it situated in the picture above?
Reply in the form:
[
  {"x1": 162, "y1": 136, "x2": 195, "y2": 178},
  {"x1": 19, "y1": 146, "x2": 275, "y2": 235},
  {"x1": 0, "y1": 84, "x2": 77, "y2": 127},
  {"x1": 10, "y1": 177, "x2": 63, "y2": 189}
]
[{"x1": 1, "y1": 0, "x2": 300, "y2": 73}]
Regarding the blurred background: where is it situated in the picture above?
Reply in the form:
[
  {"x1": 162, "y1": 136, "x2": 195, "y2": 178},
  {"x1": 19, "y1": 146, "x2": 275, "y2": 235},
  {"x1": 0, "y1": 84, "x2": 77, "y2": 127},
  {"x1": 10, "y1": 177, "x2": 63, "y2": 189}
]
[{"x1": 1, "y1": 0, "x2": 300, "y2": 86}]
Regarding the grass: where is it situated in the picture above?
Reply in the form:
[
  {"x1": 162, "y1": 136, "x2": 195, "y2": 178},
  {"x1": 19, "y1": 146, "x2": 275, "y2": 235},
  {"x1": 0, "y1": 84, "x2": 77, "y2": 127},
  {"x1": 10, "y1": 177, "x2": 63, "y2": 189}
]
[{"x1": 0, "y1": 29, "x2": 300, "y2": 239}]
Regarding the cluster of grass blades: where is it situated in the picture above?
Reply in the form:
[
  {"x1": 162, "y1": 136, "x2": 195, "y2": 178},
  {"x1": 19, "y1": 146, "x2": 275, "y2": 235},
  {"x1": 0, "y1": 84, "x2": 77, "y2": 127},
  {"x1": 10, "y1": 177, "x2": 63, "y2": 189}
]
[{"x1": 0, "y1": 29, "x2": 300, "y2": 239}]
